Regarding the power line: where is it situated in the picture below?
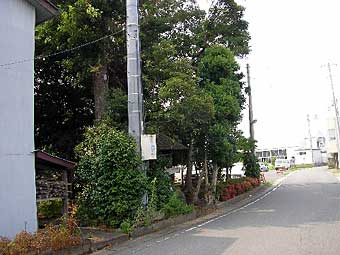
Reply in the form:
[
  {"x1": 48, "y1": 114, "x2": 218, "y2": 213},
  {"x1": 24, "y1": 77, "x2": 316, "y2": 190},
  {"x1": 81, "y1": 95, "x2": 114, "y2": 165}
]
[{"x1": 0, "y1": 29, "x2": 125, "y2": 68}]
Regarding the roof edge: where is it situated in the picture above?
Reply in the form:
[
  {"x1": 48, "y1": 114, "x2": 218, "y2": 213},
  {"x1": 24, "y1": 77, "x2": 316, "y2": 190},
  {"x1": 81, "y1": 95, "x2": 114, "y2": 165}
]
[
  {"x1": 35, "y1": 150, "x2": 76, "y2": 169},
  {"x1": 27, "y1": 0, "x2": 59, "y2": 25}
]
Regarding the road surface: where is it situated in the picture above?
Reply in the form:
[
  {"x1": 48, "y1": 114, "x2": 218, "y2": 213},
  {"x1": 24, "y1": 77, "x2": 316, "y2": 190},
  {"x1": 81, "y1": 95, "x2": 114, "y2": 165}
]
[{"x1": 97, "y1": 167, "x2": 340, "y2": 255}]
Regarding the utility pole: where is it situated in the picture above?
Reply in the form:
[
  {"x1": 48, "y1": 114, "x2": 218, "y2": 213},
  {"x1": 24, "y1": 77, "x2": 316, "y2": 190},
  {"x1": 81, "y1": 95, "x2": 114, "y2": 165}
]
[
  {"x1": 126, "y1": 0, "x2": 143, "y2": 155},
  {"x1": 327, "y1": 63, "x2": 340, "y2": 168},
  {"x1": 247, "y1": 63, "x2": 256, "y2": 154},
  {"x1": 307, "y1": 114, "x2": 314, "y2": 164},
  {"x1": 127, "y1": 0, "x2": 149, "y2": 206}
]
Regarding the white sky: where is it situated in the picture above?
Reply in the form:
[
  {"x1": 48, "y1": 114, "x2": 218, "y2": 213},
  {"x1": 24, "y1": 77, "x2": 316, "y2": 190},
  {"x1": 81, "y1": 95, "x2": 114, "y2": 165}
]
[{"x1": 198, "y1": 0, "x2": 340, "y2": 148}]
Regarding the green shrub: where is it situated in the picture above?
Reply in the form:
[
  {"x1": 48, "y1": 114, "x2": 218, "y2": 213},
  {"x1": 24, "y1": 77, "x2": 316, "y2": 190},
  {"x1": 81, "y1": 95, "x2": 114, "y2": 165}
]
[
  {"x1": 244, "y1": 152, "x2": 260, "y2": 178},
  {"x1": 162, "y1": 192, "x2": 193, "y2": 218},
  {"x1": 37, "y1": 199, "x2": 63, "y2": 219},
  {"x1": 271, "y1": 156, "x2": 277, "y2": 165},
  {"x1": 129, "y1": 179, "x2": 168, "y2": 228},
  {"x1": 147, "y1": 158, "x2": 173, "y2": 210},
  {"x1": 75, "y1": 122, "x2": 147, "y2": 227},
  {"x1": 120, "y1": 219, "x2": 134, "y2": 235}
]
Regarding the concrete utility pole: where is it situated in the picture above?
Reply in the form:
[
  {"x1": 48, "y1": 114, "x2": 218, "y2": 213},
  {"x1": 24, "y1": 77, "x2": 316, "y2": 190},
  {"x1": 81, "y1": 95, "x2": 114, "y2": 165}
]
[
  {"x1": 247, "y1": 63, "x2": 256, "y2": 153},
  {"x1": 307, "y1": 114, "x2": 314, "y2": 164},
  {"x1": 126, "y1": 0, "x2": 143, "y2": 155},
  {"x1": 327, "y1": 63, "x2": 340, "y2": 167}
]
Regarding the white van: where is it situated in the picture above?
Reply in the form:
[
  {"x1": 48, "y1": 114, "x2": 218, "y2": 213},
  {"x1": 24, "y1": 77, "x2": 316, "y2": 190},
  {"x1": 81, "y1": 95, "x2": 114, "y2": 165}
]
[
  {"x1": 275, "y1": 159, "x2": 291, "y2": 170},
  {"x1": 230, "y1": 162, "x2": 245, "y2": 178}
]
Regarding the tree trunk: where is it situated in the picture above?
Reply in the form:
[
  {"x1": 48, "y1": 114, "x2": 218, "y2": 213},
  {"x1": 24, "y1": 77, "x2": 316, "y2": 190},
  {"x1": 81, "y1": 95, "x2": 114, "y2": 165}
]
[
  {"x1": 227, "y1": 167, "x2": 231, "y2": 180},
  {"x1": 204, "y1": 150, "x2": 209, "y2": 187},
  {"x1": 93, "y1": 63, "x2": 109, "y2": 121},
  {"x1": 211, "y1": 163, "x2": 219, "y2": 197},
  {"x1": 184, "y1": 139, "x2": 194, "y2": 203},
  {"x1": 203, "y1": 149, "x2": 210, "y2": 204},
  {"x1": 193, "y1": 168, "x2": 204, "y2": 204}
]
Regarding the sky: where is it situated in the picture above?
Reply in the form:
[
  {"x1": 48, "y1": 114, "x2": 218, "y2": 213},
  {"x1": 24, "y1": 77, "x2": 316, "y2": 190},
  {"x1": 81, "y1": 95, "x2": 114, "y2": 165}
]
[{"x1": 198, "y1": 0, "x2": 340, "y2": 148}]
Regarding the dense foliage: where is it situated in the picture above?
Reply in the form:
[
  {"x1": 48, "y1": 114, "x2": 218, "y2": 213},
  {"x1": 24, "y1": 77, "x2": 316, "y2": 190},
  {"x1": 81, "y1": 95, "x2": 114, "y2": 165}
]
[
  {"x1": 244, "y1": 152, "x2": 260, "y2": 178},
  {"x1": 162, "y1": 193, "x2": 194, "y2": 218},
  {"x1": 75, "y1": 122, "x2": 147, "y2": 226},
  {"x1": 240, "y1": 137, "x2": 260, "y2": 178},
  {"x1": 147, "y1": 158, "x2": 174, "y2": 210},
  {"x1": 35, "y1": 0, "x2": 250, "y2": 159},
  {"x1": 33, "y1": 0, "x2": 257, "y2": 219},
  {"x1": 37, "y1": 199, "x2": 63, "y2": 219}
]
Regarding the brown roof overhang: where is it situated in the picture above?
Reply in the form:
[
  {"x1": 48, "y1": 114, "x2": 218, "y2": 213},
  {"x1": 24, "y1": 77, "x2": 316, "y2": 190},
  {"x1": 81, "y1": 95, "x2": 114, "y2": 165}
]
[
  {"x1": 26, "y1": 0, "x2": 59, "y2": 25},
  {"x1": 35, "y1": 150, "x2": 76, "y2": 170}
]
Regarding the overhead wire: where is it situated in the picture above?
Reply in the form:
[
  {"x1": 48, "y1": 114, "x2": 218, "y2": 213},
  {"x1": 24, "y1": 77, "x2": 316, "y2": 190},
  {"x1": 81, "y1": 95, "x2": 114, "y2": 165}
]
[{"x1": 0, "y1": 29, "x2": 125, "y2": 68}]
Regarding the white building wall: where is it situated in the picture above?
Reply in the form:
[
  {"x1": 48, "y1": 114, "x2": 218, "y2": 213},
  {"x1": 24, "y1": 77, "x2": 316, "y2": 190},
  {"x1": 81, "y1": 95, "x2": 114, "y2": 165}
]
[
  {"x1": 293, "y1": 150, "x2": 322, "y2": 165},
  {"x1": 327, "y1": 117, "x2": 338, "y2": 154},
  {"x1": 0, "y1": 0, "x2": 37, "y2": 238},
  {"x1": 312, "y1": 150, "x2": 323, "y2": 165},
  {"x1": 294, "y1": 151, "x2": 313, "y2": 165}
]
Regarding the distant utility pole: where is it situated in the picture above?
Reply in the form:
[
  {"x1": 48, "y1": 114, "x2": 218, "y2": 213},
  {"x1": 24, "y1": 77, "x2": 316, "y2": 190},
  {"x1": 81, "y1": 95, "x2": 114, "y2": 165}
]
[
  {"x1": 247, "y1": 63, "x2": 256, "y2": 153},
  {"x1": 126, "y1": 0, "x2": 143, "y2": 155},
  {"x1": 307, "y1": 114, "x2": 314, "y2": 164},
  {"x1": 327, "y1": 63, "x2": 340, "y2": 167}
]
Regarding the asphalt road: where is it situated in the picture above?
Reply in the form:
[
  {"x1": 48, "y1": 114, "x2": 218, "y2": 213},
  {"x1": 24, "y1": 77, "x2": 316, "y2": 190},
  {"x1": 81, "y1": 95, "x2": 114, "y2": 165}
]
[{"x1": 97, "y1": 167, "x2": 340, "y2": 255}]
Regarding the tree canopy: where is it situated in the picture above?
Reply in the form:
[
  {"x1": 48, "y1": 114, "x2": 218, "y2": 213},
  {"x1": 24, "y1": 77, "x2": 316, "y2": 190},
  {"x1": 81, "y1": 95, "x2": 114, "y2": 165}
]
[{"x1": 35, "y1": 0, "x2": 255, "y2": 203}]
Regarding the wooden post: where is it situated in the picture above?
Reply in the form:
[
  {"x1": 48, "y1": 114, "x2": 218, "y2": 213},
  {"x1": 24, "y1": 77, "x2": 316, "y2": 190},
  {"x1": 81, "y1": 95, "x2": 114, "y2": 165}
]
[{"x1": 62, "y1": 169, "x2": 68, "y2": 217}]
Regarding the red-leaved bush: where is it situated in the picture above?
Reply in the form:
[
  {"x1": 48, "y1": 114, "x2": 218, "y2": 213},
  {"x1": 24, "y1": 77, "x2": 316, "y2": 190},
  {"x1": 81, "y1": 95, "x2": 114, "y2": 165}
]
[
  {"x1": 242, "y1": 181, "x2": 252, "y2": 192},
  {"x1": 219, "y1": 177, "x2": 260, "y2": 202},
  {"x1": 246, "y1": 177, "x2": 260, "y2": 188}
]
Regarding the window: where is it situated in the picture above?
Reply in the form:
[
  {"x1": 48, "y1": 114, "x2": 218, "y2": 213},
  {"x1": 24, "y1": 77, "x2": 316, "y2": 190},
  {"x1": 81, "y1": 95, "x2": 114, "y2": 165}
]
[
  {"x1": 328, "y1": 129, "x2": 336, "y2": 140},
  {"x1": 263, "y1": 151, "x2": 270, "y2": 157}
]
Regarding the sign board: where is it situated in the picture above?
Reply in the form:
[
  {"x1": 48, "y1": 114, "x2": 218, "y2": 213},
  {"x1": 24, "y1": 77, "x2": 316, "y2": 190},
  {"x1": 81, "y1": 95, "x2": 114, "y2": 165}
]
[
  {"x1": 165, "y1": 166, "x2": 183, "y2": 175},
  {"x1": 141, "y1": 134, "x2": 157, "y2": 160}
]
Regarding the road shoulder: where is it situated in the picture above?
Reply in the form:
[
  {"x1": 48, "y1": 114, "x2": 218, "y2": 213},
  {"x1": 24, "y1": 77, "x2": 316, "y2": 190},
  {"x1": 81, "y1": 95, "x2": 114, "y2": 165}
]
[{"x1": 91, "y1": 176, "x2": 287, "y2": 255}]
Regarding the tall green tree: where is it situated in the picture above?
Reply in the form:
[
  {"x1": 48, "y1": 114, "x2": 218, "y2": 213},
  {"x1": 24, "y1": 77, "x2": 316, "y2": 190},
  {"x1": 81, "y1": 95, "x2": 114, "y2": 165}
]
[
  {"x1": 192, "y1": 46, "x2": 246, "y2": 203},
  {"x1": 158, "y1": 60, "x2": 215, "y2": 202}
]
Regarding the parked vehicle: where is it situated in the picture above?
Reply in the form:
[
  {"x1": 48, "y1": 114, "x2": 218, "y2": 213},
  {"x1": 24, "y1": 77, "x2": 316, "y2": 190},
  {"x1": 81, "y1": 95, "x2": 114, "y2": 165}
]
[
  {"x1": 230, "y1": 162, "x2": 245, "y2": 178},
  {"x1": 275, "y1": 159, "x2": 291, "y2": 170},
  {"x1": 259, "y1": 162, "x2": 269, "y2": 172}
]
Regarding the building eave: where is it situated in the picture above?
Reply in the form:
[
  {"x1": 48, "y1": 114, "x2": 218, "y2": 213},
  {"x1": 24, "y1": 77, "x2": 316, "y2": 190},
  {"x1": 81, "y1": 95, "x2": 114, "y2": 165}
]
[
  {"x1": 34, "y1": 150, "x2": 76, "y2": 170},
  {"x1": 26, "y1": 0, "x2": 58, "y2": 25}
]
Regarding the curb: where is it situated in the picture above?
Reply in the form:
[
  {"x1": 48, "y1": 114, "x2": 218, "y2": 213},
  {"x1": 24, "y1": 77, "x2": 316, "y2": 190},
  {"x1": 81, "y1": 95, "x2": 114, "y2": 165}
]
[{"x1": 131, "y1": 212, "x2": 198, "y2": 238}]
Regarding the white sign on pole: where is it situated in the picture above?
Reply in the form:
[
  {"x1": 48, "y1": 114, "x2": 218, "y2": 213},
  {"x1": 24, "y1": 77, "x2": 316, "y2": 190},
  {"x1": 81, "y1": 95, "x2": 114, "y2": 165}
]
[{"x1": 141, "y1": 134, "x2": 157, "y2": 160}]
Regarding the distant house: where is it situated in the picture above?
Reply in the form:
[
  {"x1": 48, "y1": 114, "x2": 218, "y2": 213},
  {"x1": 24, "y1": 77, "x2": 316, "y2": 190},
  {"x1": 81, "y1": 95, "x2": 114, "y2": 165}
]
[
  {"x1": 256, "y1": 148, "x2": 287, "y2": 163},
  {"x1": 288, "y1": 148, "x2": 323, "y2": 166},
  {"x1": 257, "y1": 143, "x2": 326, "y2": 166},
  {"x1": 0, "y1": 0, "x2": 58, "y2": 238},
  {"x1": 327, "y1": 117, "x2": 339, "y2": 168}
]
